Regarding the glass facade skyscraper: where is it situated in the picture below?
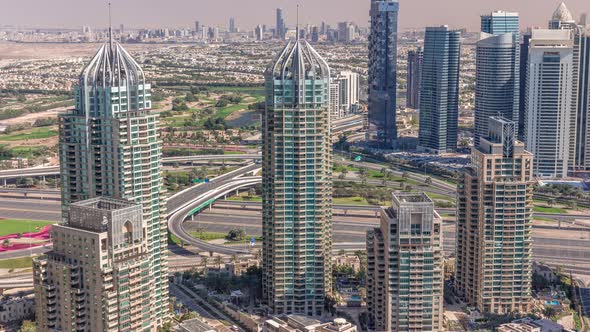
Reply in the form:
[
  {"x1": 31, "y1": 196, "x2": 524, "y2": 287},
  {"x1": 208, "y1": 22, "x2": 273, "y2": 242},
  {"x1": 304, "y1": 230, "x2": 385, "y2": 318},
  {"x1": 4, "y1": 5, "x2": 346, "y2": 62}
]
[
  {"x1": 481, "y1": 11, "x2": 520, "y2": 35},
  {"x1": 418, "y1": 26, "x2": 461, "y2": 154},
  {"x1": 368, "y1": 0, "x2": 399, "y2": 148},
  {"x1": 262, "y1": 39, "x2": 332, "y2": 316},
  {"x1": 474, "y1": 11, "x2": 520, "y2": 147}
]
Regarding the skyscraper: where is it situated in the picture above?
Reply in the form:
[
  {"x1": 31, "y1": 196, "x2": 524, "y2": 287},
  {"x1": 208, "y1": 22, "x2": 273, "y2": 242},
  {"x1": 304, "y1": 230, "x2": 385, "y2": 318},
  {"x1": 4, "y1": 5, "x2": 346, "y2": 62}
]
[
  {"x1": 56, "y1": 35, "x2": 168, "y2": 326},
  {"x1": 547, "y1": 3, "x2": 590, "y2": 173},
  {"x1": 474, "y1": 11, "x2": 520, "y2": 147},
  {"x1": 548, "y1": 2, "x2": 577, "y2": 30},
  {"x1": 418, "y1": 26, "x2": 461, "y2": 154},
  {"x1": 194, "y1": 20, "x2": 200, "y2": 33},
  {"x1": 366, "y1": 192, "x2": 444, "y2": 331},
  {"x1": 229, "y1": 17, "x2": 236, "y2": 33},
  {"x1": 524, "y1": 29, "x2": 573, "y2": 178},
  {"x1": 368, "y1": 0, "x2": 399, "y2": 147},
  {"x1": 34, "y1": 198, "x2": 153, "y2": 331},
  {"x1": 406, "y1": 47, "x2": 423, "y2": 109},
  {"x1": 455, "y1": 116, "x2": 534, "y2": 314},
  {"x1": 336, "y1": 71, "x2": 360, "y2": 117},
  {"x1": 276, "y1": 8, "x2": 286, "y2": 39},
  {"x1": 255, "y1": 25, "x2": 263, "y2": 41},
  {"x1": 262, "y1": 39, "x2": 332, "y2": 316}
]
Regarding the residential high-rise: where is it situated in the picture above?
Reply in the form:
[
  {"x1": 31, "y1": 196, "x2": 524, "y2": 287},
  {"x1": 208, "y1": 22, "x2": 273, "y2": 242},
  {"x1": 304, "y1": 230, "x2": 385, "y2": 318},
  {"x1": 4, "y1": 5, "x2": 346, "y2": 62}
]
[
  {"x1": 311, "y1": 26, "x2": 320, "y2": 42},
  {"x1": 337, "y1": 71, "x2": 360, "y2": 117},
  {"x1": 455, "y1": 116, "x2": 534, "y2": 314},
  {"x1": 34, "y1": 198, "x2": 153, "y2": 331},
  {"x1": 368, "y1": 0, "x2": 399, "y2": 147},
  {"x1": 547, "y1": 3, "x2": 590, "y2": 173},
  {"x1": 194, "y1": 20, "x2": 200, "y2": 33},
  {"x1": 406, "y1": 47, "x2": 423, "y2": 109},
  {"x1": 474, "y1": 11, "x2": 520, "y2": 147},
  {"x1": 418, "y1": 26, "x2": 461, "y2": 154},
  {"x1": 366, "y1": 192, "x2": 444, "y2": 331},
  {"x1": 276, "y1": 8, "x2": 286, "y2": 39},
  {"x1": 262, "y1": 39, "x2": 332, "y2": 316},
  {"x1": 524, "y1": 29, "x2": 573, "y2": 178},
  {"x1": 229, "y1": 17, "x2": 236, "y2": 33},
  {"x1": 330, "y1": 82, "x2": 341, "y2": 119},
  {"x1": 56, "y1": 34, "x2": 168, "y2": 326},
  {"x1": 255, "y1": 25, "x2": 263, "y2": 41}
]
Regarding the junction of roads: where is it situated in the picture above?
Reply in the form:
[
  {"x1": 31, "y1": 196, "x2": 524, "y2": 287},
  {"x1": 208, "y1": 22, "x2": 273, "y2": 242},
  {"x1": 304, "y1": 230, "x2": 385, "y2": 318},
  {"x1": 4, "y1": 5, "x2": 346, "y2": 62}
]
[{"x1": 1, "y1": 154, "x2": 590, "y2": 288}]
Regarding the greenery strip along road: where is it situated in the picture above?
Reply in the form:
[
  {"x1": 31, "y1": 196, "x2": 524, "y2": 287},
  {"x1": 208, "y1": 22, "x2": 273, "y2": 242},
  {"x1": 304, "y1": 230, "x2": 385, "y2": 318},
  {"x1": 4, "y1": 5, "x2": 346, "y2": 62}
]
[{"x1": 0, "y1": 219, "x2": 54, "y2": 236}]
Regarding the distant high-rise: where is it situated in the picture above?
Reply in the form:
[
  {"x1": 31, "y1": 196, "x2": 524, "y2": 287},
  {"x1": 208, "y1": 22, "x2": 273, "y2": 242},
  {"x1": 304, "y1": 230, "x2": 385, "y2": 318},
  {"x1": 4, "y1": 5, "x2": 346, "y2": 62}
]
[
  {"x1": 56, "y1": 34, "x2": 168, "y2": 327},
  {"x1": 194, "y1": 20, "x2": 200, "y2": 33},
  {"x1": 406, "y1": 47, "x2": 423, "y2": 109},
  {"x1": 276, "y1": 8, "x2": 286, "y2": 39},
  {"x1": 481, "y1": 10, "x2": 520, "y2": 35},
  {"x1": 34, "y1": 198, "x2": 153, "y2": 331},
  {"x1": 262, "y1": 39, "x2": 332, "y2": 316},
  {"x1": 524, "y1": 29, "x2": 573, "y2": 178},
  {"x1": 367, "y1": 192, "x2": 444, "y2": 331},
  {"x1": 474, "y1": 11, "x2": 520, "y2": 147},
  {"x1": 368, "y1": 0, "x2": 399, "y2": 147},
  {"x1": 336, "y1": 71, "x2": 360, "y2": 117},
  {"x1": 311, "y1": 26, "x2": 320, "y2": 42},
  {"x1": 255, "y1": 25, "x2": 263, "y2": 41},
  {"x1": 548, "y1": 2, "x2": 577, "y2": 30},
  {"x1": 330, "y1": 82, "x2": 341, "y2": 119},
  {"x1": 456, "y1": 116, "x2": 534, "y2": 314},
  {"x1": 418, "y1": 26, "x2": 461, "y2": 154},
  {"x1": 547, "y1": 3, "x2": 590, "y2": 173},
  {"x1": 229, "y1": 17, "x2": 236, "y2": 33}
]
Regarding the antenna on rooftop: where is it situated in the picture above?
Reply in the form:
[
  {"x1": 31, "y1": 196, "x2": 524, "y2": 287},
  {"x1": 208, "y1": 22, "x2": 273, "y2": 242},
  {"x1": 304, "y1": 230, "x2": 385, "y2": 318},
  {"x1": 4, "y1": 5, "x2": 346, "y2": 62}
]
[
  {"x1": 296, "y1": 4, "x2": 299, "y2": 40},
  {"x1": 108, "y1": 2, "x2": 113, "y2": 50}
]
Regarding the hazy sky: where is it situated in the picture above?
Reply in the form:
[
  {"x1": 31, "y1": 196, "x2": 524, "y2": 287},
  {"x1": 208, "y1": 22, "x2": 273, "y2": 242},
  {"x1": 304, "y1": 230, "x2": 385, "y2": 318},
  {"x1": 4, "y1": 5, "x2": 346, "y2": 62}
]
[{"x1": 1, "y1": 0, "x2": 588, "y2": 31}]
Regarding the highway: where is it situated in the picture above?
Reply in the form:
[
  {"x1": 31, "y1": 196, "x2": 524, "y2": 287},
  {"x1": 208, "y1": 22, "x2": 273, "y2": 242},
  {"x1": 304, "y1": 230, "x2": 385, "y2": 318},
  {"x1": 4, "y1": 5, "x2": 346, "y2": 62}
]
[{"x1": 0, "y1": 154, "x2": 261, "y2": 181}]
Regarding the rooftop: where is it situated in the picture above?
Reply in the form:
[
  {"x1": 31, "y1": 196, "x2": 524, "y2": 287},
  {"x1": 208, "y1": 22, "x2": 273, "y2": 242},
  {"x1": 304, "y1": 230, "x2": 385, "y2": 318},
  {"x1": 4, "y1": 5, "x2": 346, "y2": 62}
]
[{"x1": 71, "y1": 197, "x2": 136, "y2": 212}]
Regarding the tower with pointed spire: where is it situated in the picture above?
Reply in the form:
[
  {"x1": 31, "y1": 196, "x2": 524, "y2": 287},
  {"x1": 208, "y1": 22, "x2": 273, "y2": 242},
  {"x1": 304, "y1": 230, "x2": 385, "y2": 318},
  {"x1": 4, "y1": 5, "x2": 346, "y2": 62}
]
[
  {"x1": 262, "y1": 38, "x2": 333, "y2": 316},
  {"x1": 33, "y1": 7, "x2": 169, "y2": 330},
  {"x1": 549, "y1": 2, "x2": 576, "y2": 29}
]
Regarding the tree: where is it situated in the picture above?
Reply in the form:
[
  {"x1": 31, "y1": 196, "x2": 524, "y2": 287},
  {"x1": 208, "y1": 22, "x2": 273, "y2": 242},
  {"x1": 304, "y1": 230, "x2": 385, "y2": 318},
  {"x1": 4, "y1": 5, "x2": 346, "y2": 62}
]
[
  {"x1": 425, "y1": 176, "x2": 432, "y2": 185},
  {"x1": 215, "y1": 255, "x2": 223, "y2": 270},
  {"x1": 2, "y1": 239, "x2": 10, "y2": 247},
  {"x1": 227, "y1": 229, "x2": 246, "y2": 241},
  {"x1": 201, "y1": 256, "x2": 209, "y2": 275},
  {"x1": 185, "y1": 92, "x2": 198, "y2": 102},
  {"x1": 402, "y1": 171, "x2": 409, "y2": 180},
  {"x1": 547, "y1": 198, "x2": 556, "y2": 207},
  {"x1": 18, "y1": 320, "x2": 36, "y2": 332}
]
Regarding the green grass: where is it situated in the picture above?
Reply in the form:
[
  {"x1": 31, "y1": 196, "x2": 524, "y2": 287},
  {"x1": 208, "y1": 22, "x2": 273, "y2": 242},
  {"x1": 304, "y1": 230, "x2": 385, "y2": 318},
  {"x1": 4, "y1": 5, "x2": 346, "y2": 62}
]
[
  {"x1": 207, "y1": 86, "x2": 264, "y2": 95},
  {"x1": 0, "y1": 257, "x2": 33, "y2": 269},
  {"x1": 217, "y1": 104, "x2": 249, "y2": 119},
  {"x1": 333, "y1": 196, "x2": 371, "y2": 206},
  {"x1": 8, "y1": 146, "x2": 48, "y2": 158},
  {"x1": 169, "y1": 233, "x2": 182, "y2": 245},
  {"x1": 227, "y1": 195, "x2": 262, "y2": 202},
  {"x1": 0, "y1": 219, "x2": 54, "y2": 236},
  {"x1": 534, "y1": 216, "x2": 556, "y2": 222},
  {"x1": 426, "y1": 192, "x2": 456, "y2": 202},
  {"x1": 0, "y1": 127, "x2": 58, "y2": 142},
  {"x1": 189, "y1": 232, "x2": 227, "y2": 241},
  {"x1": 533, "y1": 205, "x2": 568, "y2": 214},
  {"x1": 164, "y1": 115, "x2": 192, "y2": 127}
]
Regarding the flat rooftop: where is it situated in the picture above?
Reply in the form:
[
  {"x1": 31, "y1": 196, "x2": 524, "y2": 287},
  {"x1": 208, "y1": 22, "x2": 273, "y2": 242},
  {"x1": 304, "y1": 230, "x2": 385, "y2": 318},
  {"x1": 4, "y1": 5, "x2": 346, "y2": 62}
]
[{"x1": 71, "y1": 197, "x2": 136, "y2": 211}]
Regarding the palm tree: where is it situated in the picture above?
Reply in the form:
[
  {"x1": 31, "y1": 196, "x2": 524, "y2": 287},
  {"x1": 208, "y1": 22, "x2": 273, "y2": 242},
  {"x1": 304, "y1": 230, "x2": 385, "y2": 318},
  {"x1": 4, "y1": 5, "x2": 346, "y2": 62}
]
[
  {"x1": 201, "y1": 256, "x2": 208, "y2": 275},
  {"x1": 215, "y1": 255, "x2": 222, "y2": 271}
]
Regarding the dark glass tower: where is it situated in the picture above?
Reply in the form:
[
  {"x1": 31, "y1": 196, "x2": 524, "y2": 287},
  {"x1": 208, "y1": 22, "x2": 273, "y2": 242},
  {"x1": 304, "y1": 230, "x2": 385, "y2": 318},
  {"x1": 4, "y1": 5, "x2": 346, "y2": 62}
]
[
  {"x1": 475, "y1": 11, "x2": 520, "y2": 147},
  {"x1": 406, "y1": 47, "x2": 423, "y2": 109},
  {"x1": 418, "y1": 26, "x2": 461, "y2": 154},
  {"x1": 368, "y1": 0, "x2": 399, "y2": 148}
]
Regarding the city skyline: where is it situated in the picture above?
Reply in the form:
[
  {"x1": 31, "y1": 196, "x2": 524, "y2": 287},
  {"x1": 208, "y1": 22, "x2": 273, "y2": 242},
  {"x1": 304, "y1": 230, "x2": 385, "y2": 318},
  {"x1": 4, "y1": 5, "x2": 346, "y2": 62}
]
[{"x1": 2, "y1": 0, "x2": 589, "y2": 31}]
